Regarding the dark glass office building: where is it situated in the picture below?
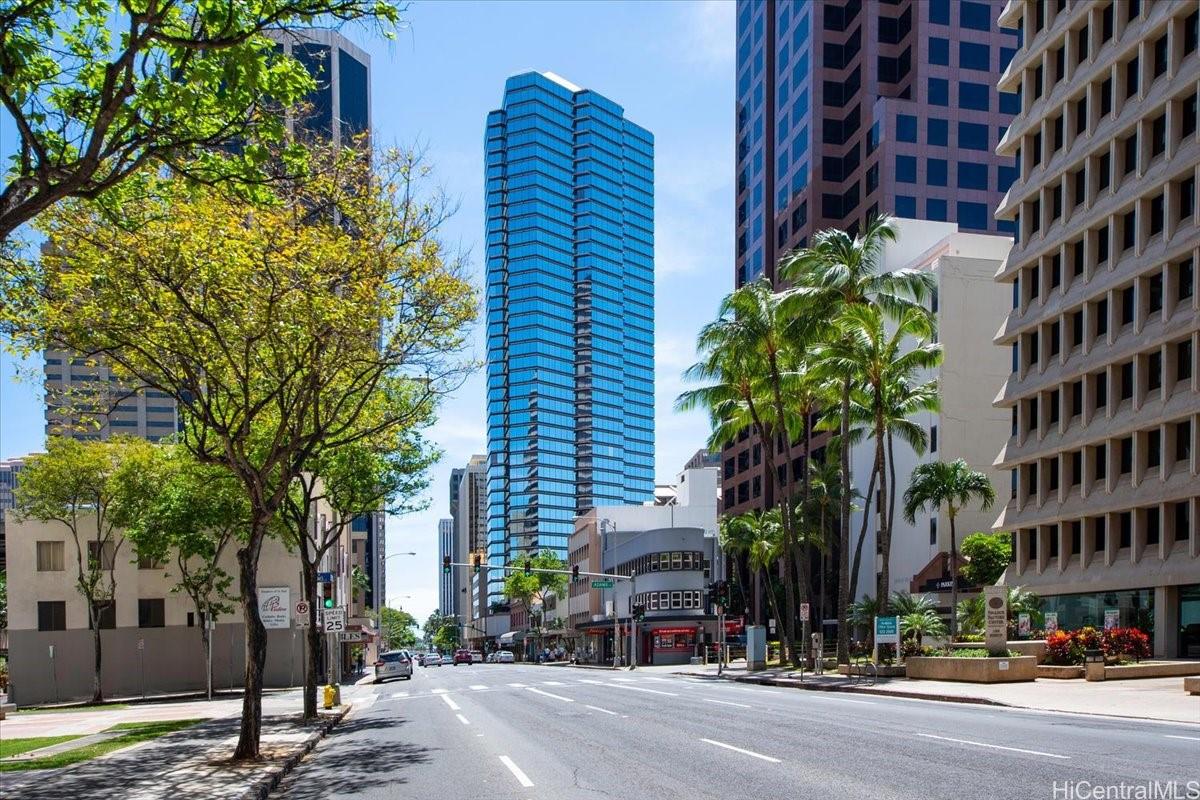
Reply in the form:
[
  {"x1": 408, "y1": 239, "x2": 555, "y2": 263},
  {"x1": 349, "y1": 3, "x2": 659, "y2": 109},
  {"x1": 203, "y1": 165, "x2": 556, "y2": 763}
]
[
  {"x1": 734, "y1": 0, "x2": 1020, "y2": 290},
  {"x1": 484, "y1": 72, "x2": 655, "y2": 605}
]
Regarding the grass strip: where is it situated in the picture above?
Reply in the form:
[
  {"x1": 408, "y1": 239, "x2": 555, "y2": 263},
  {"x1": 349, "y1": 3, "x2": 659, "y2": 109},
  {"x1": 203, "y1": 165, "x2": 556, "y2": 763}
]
[
  {"x1": 0, "y1": 735, "x2": 83, "y2": 759},
  {"x1": 13, "y1": 703, "x2": 130, "y2": 715},
  {"x1": 0, "y1": 719, "x2": 202, "y2": 772}
]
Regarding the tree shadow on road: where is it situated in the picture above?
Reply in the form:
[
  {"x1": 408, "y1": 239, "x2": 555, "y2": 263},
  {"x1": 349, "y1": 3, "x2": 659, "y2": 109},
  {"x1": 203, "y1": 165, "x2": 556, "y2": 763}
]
[{"x1": 274, "y1": 715, "x2": 436, "y2": 799}]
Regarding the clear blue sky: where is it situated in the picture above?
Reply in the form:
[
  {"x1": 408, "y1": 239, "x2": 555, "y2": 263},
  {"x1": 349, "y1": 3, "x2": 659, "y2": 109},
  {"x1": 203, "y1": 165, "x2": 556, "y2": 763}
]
[{"x1": 0, "y1": 0, "x2": 735, "y2": 625}]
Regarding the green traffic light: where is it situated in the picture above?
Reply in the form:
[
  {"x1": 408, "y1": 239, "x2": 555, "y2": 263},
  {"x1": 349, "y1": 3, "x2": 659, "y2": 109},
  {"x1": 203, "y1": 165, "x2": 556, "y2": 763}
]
[{"x1": 323, "y1": 598, "x2": 334, "y2": 608}]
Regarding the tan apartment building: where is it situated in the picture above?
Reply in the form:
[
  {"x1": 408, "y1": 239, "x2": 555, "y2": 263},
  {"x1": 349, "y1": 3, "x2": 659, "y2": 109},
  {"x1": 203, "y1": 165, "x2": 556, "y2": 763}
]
[
  {"x1": 993, "y1": 0, "x2": 1200, "y2": 657},
  {"x1": 4, "y1": 483, "x2": 374, "y2": 705},
  {"x1": 849, "y1": 220, "x2": 1014, "y2": 619}
]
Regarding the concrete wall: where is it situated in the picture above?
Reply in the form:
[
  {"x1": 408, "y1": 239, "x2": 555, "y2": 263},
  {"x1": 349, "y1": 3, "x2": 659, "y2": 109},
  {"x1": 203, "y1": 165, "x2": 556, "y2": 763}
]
[{"x1": 5, "y1": 495, "x2": 360, "y2": 705}]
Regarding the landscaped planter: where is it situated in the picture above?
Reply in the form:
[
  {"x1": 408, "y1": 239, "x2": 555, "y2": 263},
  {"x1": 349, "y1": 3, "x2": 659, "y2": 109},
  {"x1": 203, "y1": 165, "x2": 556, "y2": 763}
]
[
  {"x1": 906, "y1": 655, "x2": 1036, "y2": 683},
  {"x1": 1037, "y1": 664, "x2": 1084, "y2": 679},
  {"x1": 951, "y1": 640, "x2": 1047, "y2": 663},
  {"x1": 1185, "y1": 676, "x2": 1199, "y2": 695}
]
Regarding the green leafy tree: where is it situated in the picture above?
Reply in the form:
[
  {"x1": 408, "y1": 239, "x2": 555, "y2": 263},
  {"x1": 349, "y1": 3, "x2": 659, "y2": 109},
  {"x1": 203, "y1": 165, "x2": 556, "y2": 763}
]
[
  {"x1": 125, "y1": 445, "x2": 247, "y2": 700},
  {"x1": 957, "y1": 586, "x2": 1042, "y2": 636},
  {"x1": 959, "y1": 532, "x2": 1013, "y2": 588},
  {"x1": 781, "y1": 214, "x2": 934, "y2": 663},
  {"x1": 422, "y1": 609, "x2": 455, "y2": 648},
  {"x1": 14, "y1": 436, "x2": 159, "y2": 702},
  {"x1": 0, "y1": 0, "x2": 401, "y2": 241},
  {"x1": 282, "y1": 425, "x2": 437, "y2": 720},
  {"x1": 503, "y1": 550, "x2": 568, "y2": 653},
  {"x1": 1, "y1": 146, "x2": 475, "y2": 758},
  {"x1": 432, "y1": 622, "x2": 459, "y2": 652},
  {"x1": 902, "y1": 459, "x2": 996, "y2": 640},
  {"x1": 900, "y1": 609, "x2": 947, "y2": 648},
  {"x1": 379, "y1": 606, "x2": 417, "y2": 651}
]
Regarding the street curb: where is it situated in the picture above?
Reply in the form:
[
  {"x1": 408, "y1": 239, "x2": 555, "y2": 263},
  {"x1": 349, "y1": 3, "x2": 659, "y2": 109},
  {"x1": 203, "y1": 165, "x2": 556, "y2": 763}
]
[
  {"x1": 672, "y1": 671, "x2": 1010, "y2": 708},
  {"x1": 545, "y1": 663, "x2": 617, "y2": 671},
  {"x1": 236, "y1": 703, "x2": 349, "y2": 800}
]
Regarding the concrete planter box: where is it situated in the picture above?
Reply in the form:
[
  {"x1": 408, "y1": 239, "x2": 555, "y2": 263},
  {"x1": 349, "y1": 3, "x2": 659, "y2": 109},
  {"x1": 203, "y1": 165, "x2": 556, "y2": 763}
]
[
  {"x1": 1037, "y1": 664, "x2": 1084, "y2": 679},
  {"x1": 1102, "y1": 661, "x2": 1200, "y2": 680},
  {"x1": 1185, "y1": 676, "x2": 1199, "y2": 695},
  {"x1": 906, "y1": 655, "x2": 1037, "y2": 683},
  {"x1": 951, "y1": 640, "x2": 1047, "y2": 663}
]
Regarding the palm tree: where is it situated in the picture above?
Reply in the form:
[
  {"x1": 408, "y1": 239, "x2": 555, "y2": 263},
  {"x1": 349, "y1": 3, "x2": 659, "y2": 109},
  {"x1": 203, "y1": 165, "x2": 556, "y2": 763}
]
[
  {"x1": 900, "y1": 609, "x2": 947, "y2": 649},
  {"x1": 823, "y1": 303, "x2": 941, "y2": 611},
  {"x1": 805, "y1": 458, "x2": 844, "y2": 625},
  {"x1": 956, "y1": 586, "x2": 1042, "y2": 636},
  {"x1": 902, "y1": 459, "x2": 997, "y2": 639},
  {"x1": 889, "y1": 591, "x2": 938, "y2": 617},
  {"x1": 719, "y1": 513, "x2": 759, "y2": 624},
  {"x1": 781, "y1": 214, "x2": 934, "y2": 663},
  {"x1": 678, "y1": 281, "x2": 810, "y2": 663}
]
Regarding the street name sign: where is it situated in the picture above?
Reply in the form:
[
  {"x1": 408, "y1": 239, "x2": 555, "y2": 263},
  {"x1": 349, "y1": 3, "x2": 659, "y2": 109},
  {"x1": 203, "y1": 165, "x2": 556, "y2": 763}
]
[{"x1": 591, "y1": 579, "x2": 614, "y2": 589}]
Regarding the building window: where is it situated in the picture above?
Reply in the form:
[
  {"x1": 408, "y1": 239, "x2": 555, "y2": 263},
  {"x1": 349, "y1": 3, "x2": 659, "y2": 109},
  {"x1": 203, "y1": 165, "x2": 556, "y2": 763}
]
[
  {"x1": 36, "y1": 541, "x2": 65, "y2": 571},
  {"x1": 138, "y1": 598, "x2": 166, "y2": 628},
  {"x1": 896, "y1": 114, "x2": 917, "y2": 143},
  {"x1": 928, "y1": 118, "x2": 948, "y2": 146},
  {"x1": 957, "y1": 201, "x2": 989, "y2": 231},
  {"x1": 930, "y1": 424, "x2": 938, "y2": 453},
  {"x1": 896, "y1": 195, "x2": 916, "y2": 217},
  {"x1": 928, "y1": 78, "x2": 949, "y2": 106},
  {"x1": 88, "y1": 540, "x2": 115, "y2": 570},
  {"x1": 959, "y1": 41, "x2": 990, "y2": 71},
  {"x1": 91, "y1": 600, "x2": 116, "y2": 630},
  {"x1": 928, "y1": 158, "x2": 948, "y2": 187},
  {"x1": 137, "y1": 553, "x2": 164, "y2": 570},
  {"x1": 958, "y1": 122, "x2": 989, "y2": 151},
  {"x1": 930, "y1": 37, "x2": 949, "y2": 66},
  {"x1": 38, "y1": 601, "x2": 67, "y2": 631},
  {"x1": 929, "y1": 517, "x2": 937, "y2": 545},
  {"x1": 960, "y1": 82, "x2": 990, "y2": 112},
  {"x1": 927, "y1": 198, "x2": 947, "y2": 221},
  {"x1": 958, "y1": 162, "x2": 987, "y2": 190},
  {"x1": 959, "y1": 1, "x2": 991, "y2": 31},
  {"x1": 896, "y1": 155, "x2": 917, "y2": 183}
]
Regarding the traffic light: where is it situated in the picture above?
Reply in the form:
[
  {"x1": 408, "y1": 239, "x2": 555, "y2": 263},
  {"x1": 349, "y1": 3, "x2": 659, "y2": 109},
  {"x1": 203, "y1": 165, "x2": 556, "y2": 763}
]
[
  {"x1": 323, "y1": 597, "x2": 334, "y2": 609},
  {"x1": 442, "y1": 555, "x2": 451, "y2": 574},
  {"x1": 471, "y1": 552, "x2": 481, "y2": 574},
  {"x1": 524, "y1": 559, "x2": 531, "y2": 576},
  {"x1": 571, "y1": 564, "x2": 579, "y2": 580},
  {"x1": 633, "y1": 603, "x2": 645, "y2": 622}
]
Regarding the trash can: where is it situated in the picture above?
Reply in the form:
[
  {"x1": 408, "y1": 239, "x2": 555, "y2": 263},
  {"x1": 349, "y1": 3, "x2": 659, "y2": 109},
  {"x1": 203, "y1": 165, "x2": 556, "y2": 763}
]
[{"x1": 1084, "y1": 649, "x2": 1105, "y2": 681}]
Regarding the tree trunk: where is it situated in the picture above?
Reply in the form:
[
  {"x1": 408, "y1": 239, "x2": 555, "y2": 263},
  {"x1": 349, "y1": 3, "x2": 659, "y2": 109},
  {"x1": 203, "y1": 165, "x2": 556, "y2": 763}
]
[
  {"x1": 886, "y1": 431, "x2": 898, "y2": 543},
  {"x1": 848, "y1": 464, "x2": 878, "y2": 605},
  {"x1": 233, "y1": 519, "x2": 269, "y2": 761},
  {"x1": 302, "y1": 560, "x2": 320, "y2": 720},
  {"x1": 798, "y1": 407, "x2": 813, "y2": 667},
  {"x1": 949, "y1": 511, "x2": 959, "y2": 641},
  {"x1": 91, "y1": 614, "x2": 104, "y2": 704},
  {"x1": 752, "y1": 559, "x2": 762, "y2": 626},
  {"x1": 817, "y1": 505, "x2": 827, "y2": 626},
  {"x1": 874, "y1": 413, "x2": 891, "y2": 614},
  {"x1": 837, "y1": 378, "x2": 852, "y2": 664},
  {"x1": 201, "y1": 611, "x2": 212, "y2": 701}
]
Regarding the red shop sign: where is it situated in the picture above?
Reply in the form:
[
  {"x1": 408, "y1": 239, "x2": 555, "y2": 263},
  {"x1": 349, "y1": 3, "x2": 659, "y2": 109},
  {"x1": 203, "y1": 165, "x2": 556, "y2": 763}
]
[
  {"x1": 724, "y1": 617, "x2": 745, "y2": 633},
  {"x1": 653, "y1": 627, "x2": 699, "y2": 636}
]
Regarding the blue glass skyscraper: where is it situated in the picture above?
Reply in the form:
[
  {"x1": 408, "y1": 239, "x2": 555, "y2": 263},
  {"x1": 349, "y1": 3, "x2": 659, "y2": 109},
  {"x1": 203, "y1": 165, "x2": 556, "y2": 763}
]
[{"x1": 484, "y1": 72, "x2": 654, "y2": 605}]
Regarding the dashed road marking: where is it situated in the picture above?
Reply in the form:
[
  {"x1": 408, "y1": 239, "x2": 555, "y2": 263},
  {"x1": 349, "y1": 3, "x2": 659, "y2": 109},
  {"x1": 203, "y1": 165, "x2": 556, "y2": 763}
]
[
  {"x1": 499, "y1": 755, "x2": 534, "y2": 788},
  {"x1": 456, "y1": 713, "x2": 470, "y2": 725},
  {"x1": 441, "y1": 694, "x2": 461, "y2": 711},
  {"x1": 702, "y1": 698, "x2": 752, "y2": 709},
  {"x1": 700, "y1": 738, "x2": 781, "y2": 763},
  {"x1": 915, "y1": 733, "x2": 1069, "y2": 759},
  {"x1": 607, "y1": 683, "x2": 678, "y2": 696},
  {"x1": 527, "y1": 687, "x2": 574, "y2": 702},
  {"x1": 470, "y1": 685, "x2": 488, "y2": 691},
  {"x1": 585, "y1": 704, "x2": 619, "y2": 716}
]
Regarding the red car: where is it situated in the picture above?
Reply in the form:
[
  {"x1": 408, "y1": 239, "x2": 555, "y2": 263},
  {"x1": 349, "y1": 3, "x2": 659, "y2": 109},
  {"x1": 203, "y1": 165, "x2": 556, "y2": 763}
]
[{"x1": 453, "y1": 648, "x2": 473, "y2": 665}]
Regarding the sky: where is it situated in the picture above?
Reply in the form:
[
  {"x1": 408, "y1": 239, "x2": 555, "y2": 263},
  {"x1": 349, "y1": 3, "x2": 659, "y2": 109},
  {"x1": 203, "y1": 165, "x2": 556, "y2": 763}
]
[{"x1": 0, "y1": 0, "x2": 735, "y2": 626}]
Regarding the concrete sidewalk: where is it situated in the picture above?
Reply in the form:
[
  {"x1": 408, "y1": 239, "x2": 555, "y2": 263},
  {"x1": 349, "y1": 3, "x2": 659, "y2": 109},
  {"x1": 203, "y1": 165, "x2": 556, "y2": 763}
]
[
  {"x1": 0, "y1": 683, "x2": 376, "y2": 800},
  {"x1": 667, "y1": 661, "x2": 1200, "y2": 724}
]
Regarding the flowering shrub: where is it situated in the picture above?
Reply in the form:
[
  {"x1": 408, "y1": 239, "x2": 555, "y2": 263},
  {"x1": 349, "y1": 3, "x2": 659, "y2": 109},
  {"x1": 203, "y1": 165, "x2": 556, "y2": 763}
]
[
  {"x1": 1102, "y1": 627, "x2": 1151, "y2": 661},
  {"x1": 1043, "y1": 626, "x2": 1149, "y2": 664}
]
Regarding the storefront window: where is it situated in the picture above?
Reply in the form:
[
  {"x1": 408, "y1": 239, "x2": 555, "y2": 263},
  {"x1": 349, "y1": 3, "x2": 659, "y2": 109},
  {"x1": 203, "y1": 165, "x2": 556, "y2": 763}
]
[
  {"x1": 1180, "y1": 584, "x2": 1200, "y2": 658},
  {"x1": 1042, "y1": 587, "x2": 1155, "y2": 636}
]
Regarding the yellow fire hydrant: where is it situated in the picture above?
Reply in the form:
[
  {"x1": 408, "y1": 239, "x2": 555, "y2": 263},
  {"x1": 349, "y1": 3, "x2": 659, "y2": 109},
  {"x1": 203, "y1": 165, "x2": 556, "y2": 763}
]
[{"x1": 323, "y1": 684, "x2": 337, "y2": 709}]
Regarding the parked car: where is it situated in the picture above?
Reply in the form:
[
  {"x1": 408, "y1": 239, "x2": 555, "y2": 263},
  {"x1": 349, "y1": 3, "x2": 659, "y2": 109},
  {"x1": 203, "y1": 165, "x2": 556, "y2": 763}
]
[
  {"x1": 453, "y1": 648, "x2": 473, "y2": 665},
  {"x1": 373, "y1": 651, "x2": 413, "y2": 683},
  {"x1": 470, "y1": 650, "x2": 484, "y2": 663},
  {"x1": 495, "y1": 650, "x2": 514, "y2": 663}
]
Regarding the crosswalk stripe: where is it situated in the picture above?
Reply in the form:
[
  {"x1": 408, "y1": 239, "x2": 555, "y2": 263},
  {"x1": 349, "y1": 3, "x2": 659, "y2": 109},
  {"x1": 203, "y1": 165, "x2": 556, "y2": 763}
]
[
  {"x1": 470, "y1": 685, "x2": 487, "y2": 690},
  {"x1": 432, "y1": 688, "x2": 448, "y2": 694},
  {"x1": 390, "y1": 691, "x2": 409, "y2": 698},
  {"x1": 507, "y1": 682, "x2": 527, "y2": 687},
  {"x1": 542, "y1": 681, "x2": 565, "y2": 686}
]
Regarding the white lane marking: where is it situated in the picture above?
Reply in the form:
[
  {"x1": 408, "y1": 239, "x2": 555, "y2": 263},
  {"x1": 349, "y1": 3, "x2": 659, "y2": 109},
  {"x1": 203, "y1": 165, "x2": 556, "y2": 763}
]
[
  {"x1": 700, "y1": 738, "x2": 782, "y2": 763},
  {"x1": 390, "y1": 691, "x2": 409, "y2": 699},
  {"x1": 642, "y1": 677, "x2": 675, "y2": 682},
  {"x1": 804, "y1": 694, "x2": 875, "y2": 705},
  {"x1": 703, "y1": 698, "x2": 752, "y2": 709},
  {"x1": 456, "y1": 713, "x2": 470, "y2": 725},
  {"x1": 470, "y1": 685, "x2": 488, "y2": 691},
  {"x1": 542, "y1": 681, "x2": 565, "y2": 686},
  {"x1": 441, "y1": 694, "x2": 461, "y2": 711},
  {"x1": 611, "y1": 677, "x2": 636, "y2": 682},
  {"x1": 915, "y1": 733, "x2": 1070, "y2": 760},
  {"x1": 499, "y1": 755, "x2": 534, "y2": 788},
  {"x1": 578, "y1": 679, "x2": 605, "y2": 684},
  {"x1": 431, "y1": 688, "x2": 448, "y2": 694},
  {"x1": 585, "y1": 704, "x2": 619, "y2": 716},
  {"x1": 608, "y1": 683, "x2": 678, "y2": 696},
  {"x1": 508, "y1": 682, "x2": 528, "y2": 687},
  {"x1": 527, "y1": 687, "x2": 574, "y2": 702},
  {"x1": 1164, "y1": 735, "x2": 1200, "y2": 742}
]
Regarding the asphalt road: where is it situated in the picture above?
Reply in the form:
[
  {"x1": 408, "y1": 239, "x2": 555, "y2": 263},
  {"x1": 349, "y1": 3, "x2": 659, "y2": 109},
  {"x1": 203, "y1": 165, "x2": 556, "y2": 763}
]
[{"x1": 274, "y1": 663, "x2": 1200, "y2": 800}]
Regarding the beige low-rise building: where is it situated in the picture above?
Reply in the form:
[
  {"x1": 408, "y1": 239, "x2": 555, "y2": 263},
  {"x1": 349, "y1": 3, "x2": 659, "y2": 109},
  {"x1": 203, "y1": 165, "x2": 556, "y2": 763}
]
[
  {"x1": 4, "y1": 490, "x2": 374, "y2": 705},
  {"x1": 992, "y1": 0, "x2": 1200, "y2": 657}
]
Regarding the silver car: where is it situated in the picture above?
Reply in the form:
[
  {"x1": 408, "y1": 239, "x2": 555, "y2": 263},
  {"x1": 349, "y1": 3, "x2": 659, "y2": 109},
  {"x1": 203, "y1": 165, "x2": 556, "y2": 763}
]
[{"x1": 374, "y1": 651, "x2": 413, "y2": 683}]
